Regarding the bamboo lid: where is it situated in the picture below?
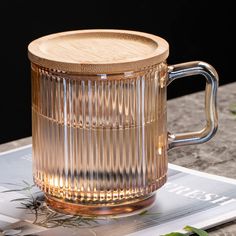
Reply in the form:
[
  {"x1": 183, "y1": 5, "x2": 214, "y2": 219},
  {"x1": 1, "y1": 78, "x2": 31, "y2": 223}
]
[{"x1": 28, "y1": 29, "x2": 169, "y2": 74}]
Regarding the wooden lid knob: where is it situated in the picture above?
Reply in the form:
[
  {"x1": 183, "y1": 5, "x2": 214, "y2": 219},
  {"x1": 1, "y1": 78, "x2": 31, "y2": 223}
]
[{"x1": 28, "y1": 29, "x2": 169, "y2": 74}]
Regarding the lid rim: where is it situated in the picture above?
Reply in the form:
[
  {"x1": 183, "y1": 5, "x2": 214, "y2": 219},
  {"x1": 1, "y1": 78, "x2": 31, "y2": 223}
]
[{"x1": 28, "y1": 29, "x2": 169, "y2": 74}]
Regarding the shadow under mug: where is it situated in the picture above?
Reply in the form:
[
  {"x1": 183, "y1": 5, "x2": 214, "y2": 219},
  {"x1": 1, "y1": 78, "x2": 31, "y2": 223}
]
[{"x1": 28, "y1": 30, "x2": 218, "y2": 216}]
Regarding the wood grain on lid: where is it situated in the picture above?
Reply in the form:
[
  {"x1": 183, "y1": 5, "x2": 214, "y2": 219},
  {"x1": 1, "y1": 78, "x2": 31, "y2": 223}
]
[{"x1": 28, "y1": 29, "x2": 169, "y2": 74}]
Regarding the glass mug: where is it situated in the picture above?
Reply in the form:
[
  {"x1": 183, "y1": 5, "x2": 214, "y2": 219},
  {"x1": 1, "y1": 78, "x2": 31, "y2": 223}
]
[{"x1": 28, "y1": 30, "x2": 218, "y2": 216}]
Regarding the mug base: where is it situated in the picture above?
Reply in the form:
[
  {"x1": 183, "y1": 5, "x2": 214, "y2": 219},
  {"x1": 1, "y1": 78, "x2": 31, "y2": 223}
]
[{"x1": 45, "y1": 194, "x2": 156, "y2": 217}]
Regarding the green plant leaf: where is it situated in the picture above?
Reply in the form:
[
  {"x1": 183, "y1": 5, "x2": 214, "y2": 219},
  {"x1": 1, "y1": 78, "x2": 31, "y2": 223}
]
[
  {"x1": 1, "y1": 182, "x2": 24, "y2": 187},
  {"x1": 10, "y1": 197, "x2": 30, "y2": 202},
  {"x1": 184, "y1": 225, "x2": 208, "y2": 236},
  {"x1": 138, "y1": 210, "x2": 160, "y2": 216},
  {"x1": 1, "y1": 189, "x2": 25, "y2": 193},
  {"x1": 138, "y1": 210, "x2": 148, "y2": 216},
  {"x1": 161, "y1": 233, "x2": 185, "y2": 236},
  {"x1": 229, "y1": 104, "x2": 236, "y2": 115},
  {"x1": 22, "y1": 180, "x2": 31, "y2": 186},
  {"x1": 1, "y1": 186, "x2": 34, "y2": 193}
]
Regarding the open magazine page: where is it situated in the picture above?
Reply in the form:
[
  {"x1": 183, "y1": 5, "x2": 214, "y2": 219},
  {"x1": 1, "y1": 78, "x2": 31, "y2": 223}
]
[{"x1": 0, "y1": 146, "x2": 236, "y2": 235}]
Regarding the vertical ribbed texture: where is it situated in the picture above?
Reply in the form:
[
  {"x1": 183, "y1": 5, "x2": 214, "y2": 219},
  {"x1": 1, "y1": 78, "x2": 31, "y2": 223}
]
[{"x1": 31, "y1": 63, "x2": 168, "y2": 204}]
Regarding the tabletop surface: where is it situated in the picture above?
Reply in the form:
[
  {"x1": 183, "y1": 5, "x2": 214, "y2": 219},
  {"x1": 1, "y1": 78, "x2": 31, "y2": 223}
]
[{"x1": 1, "y1": 82, "x2": 236, "y2": 235}]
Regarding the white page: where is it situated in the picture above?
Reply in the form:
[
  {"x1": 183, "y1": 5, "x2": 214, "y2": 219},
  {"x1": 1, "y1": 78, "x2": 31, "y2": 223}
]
[{"x1": 0, "y1": 146, "x2": 236, "y2": 235}]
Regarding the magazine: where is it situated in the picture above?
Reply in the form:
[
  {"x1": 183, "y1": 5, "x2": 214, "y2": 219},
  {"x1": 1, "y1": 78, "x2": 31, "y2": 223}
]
[{"x1": 0, "y1": 145, "x2": 236, "y2": 235}]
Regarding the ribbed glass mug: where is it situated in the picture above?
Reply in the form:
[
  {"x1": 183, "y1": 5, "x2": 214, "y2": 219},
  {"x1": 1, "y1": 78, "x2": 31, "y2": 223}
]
[{"x1": 28, "y1": 30, "x2": 218, "y2": 216}]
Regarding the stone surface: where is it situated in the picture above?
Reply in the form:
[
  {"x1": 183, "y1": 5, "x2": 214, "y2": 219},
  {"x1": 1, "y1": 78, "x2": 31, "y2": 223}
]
[
  {"x1": 0, "y1": 83, "x2": 235, "y2": 235},
  {"x1": 168, "y1": 83, "x2": 236, "y2": 179},
  {"x1": 0, "y1": 137, "x2": 31, "y2": 152}
]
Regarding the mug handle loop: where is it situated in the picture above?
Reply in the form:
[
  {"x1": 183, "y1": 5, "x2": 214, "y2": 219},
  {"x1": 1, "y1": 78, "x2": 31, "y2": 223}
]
[{"x1": 167, "y1": 61, "x2": 218, "y2": 149}]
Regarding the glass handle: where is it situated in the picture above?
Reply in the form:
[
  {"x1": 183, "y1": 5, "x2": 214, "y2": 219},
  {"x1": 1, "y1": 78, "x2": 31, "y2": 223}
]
[{"x1": 167, "y1": 61, "x2": 218, "y2": 149}]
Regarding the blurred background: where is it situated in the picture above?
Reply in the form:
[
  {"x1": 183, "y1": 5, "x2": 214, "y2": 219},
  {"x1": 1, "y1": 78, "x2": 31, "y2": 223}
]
[{"x1": 0, "y1": 0, "x2": 234, "y2": 144}]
